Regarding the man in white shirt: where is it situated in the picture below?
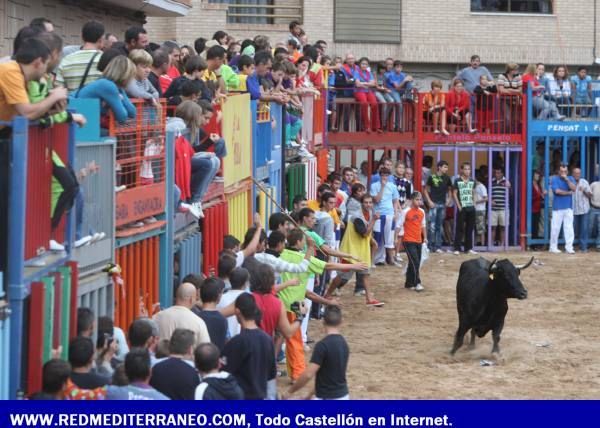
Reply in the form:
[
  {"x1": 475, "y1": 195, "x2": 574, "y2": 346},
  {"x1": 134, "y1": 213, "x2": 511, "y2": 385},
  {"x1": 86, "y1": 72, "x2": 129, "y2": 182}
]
[
  {"x1": 153, "y1": 282, "x2": 210, "y2": 347},
  {"x1": 589, "y1": 179, "x2": 600, "y2": 250},
  {"x1": 572, "y1": 168, "x2": 592, "y2": 252}
]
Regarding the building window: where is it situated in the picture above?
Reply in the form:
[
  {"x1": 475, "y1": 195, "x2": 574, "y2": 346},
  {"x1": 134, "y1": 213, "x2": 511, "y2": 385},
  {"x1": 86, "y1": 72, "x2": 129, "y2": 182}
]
[
  {"x1": 209, "y1": 0, "x2": 302, "y2": 25},
  {"x1": 471, "y1": 0, "x2": 553, "y2": 14},
  {"x1": 334, "y1": 0, "x2": 401, "y2": 43}
]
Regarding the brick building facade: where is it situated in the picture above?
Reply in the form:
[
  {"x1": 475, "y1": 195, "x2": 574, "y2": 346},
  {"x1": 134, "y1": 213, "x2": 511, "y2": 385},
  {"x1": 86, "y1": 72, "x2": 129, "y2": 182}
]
[
  {"x1": 146, "y1": 0, "x2": 600, "y2": 72},
  {"x1": 0, "y1": 0, "x2": 191, "y2": 57}
]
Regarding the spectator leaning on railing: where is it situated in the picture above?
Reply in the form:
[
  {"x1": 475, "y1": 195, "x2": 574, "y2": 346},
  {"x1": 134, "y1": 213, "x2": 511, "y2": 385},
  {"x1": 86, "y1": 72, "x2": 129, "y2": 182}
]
[
  {"x1": 126, "y1": 49, "x2": 160, "y2": 107},
  {"x1": 74, "y1": 55, "x2": 136, "y2": 128},
  {"x1": 55, "y1": 20, "x2": 105, "y2": 93},
  {"x1": 548, "y1": 65, "x2": 572, "y2": 117},
  {"x1": 522, "y1": 63, "x2": 564, "y2": 120},
  {"x1": 0, "y1": 37, "x2": 68, "y2": 125}
]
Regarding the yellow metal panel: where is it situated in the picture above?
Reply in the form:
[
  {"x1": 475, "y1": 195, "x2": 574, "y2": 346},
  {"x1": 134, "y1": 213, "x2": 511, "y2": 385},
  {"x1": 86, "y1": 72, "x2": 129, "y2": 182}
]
[
  {"x1": 227, "y1": 189, "x2": 250, "y2": 241},
  {"x1": 222, "y1": 94, "x2": 252, "y2": 187}
]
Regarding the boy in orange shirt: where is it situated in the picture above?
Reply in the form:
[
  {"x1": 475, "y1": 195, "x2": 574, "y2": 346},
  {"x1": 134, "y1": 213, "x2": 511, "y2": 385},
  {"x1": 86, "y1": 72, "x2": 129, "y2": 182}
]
[{"x1": 398, "y1": 191, "x2": 427, "y2": 292}]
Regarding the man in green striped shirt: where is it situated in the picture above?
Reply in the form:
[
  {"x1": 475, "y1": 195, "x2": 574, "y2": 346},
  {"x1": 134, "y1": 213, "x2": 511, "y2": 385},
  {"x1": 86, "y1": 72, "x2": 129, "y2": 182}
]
[{"x1": 55, "y1": 21, "x2": 105, "y2": 93}]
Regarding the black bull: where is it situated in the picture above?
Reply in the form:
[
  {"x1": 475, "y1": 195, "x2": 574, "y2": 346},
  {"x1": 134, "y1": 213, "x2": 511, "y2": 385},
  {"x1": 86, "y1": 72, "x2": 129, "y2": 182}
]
[{"x1": 451, "y1": 256, "x2": 534, "y2": 355}]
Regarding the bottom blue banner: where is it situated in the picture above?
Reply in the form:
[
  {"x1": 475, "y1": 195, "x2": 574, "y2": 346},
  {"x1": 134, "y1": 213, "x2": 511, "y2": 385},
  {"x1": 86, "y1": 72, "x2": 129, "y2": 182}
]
[{"x1": 0, "y1": 401, "x2": 597, "y2": 428}]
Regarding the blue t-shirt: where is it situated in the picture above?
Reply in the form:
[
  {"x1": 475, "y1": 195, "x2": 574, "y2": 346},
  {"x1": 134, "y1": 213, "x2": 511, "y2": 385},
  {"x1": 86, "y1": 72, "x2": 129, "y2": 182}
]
[
  {"x1": 456, "y1": 66, "x2": 493, "y2": 93},
  {"x1": 246, "y1": 73, "x2": 261, "y2": 100},
  {"x1": 384, "y1": 71, "x2": 406, "y2": 91},
  {"x1": 551, "y1": 175, "x2": 575, "y2": 211},
  {"x1": 570, "y1": 75, "x2": 591, "y2": 98},
  {"x1": 370, "y1": 181, "x2": 399, "y2": 216}
]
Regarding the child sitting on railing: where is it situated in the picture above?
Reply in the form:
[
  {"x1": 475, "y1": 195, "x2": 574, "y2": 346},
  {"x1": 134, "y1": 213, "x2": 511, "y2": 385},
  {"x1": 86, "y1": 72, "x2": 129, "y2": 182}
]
[{"x1": 423, "y1": 80, "x2": 448, "y2": 135}]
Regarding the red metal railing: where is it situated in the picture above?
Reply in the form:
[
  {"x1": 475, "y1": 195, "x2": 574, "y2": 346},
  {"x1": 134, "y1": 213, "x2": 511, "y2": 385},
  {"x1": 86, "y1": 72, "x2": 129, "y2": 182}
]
[
  {"x1": 25, "y1": 124, "x2": 70, "y2": 260},
  {"x1": 418, "y1": 92, "x2": 525, "y2": 143},
  {"x1": 201, "y1": 200, "x2": 229, "y2": 276},
  {"x1": 114, "y1": 236, "x2": 160, "y2": 329},
  {"x1": 109, "y1": 100, "x2": 167, "y2": 227}
]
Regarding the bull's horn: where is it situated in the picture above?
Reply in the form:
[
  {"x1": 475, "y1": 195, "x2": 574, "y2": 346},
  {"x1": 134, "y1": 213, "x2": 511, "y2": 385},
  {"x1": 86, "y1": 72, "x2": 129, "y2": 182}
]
[
  {"x1": 515, "y1": 256, "x2": 535, "y2": 271},
  {"x1": 488, "y1": 259, "x2": 498, "y2": 273}
]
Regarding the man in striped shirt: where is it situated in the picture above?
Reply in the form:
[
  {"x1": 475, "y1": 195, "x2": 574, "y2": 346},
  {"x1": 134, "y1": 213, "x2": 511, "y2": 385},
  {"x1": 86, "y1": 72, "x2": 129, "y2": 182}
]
[
  {"x1": 491, "y1": 167, "x2": 511, "y2": 247},
  {"x1": 55, "y1": 21, "x2": 105, "y2": 93}
]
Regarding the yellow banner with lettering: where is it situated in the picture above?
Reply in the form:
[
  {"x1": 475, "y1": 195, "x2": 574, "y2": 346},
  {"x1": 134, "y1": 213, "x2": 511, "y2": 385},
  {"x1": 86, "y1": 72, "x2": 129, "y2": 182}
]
[{"x1": 222, "y1": 94, "x2": 252, "y2": 188}]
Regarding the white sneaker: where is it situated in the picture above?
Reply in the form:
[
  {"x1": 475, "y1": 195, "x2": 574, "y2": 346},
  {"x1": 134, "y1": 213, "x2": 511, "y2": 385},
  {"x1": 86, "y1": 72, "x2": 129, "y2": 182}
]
[
  {"x1": 115, "y1": 185, "x2": 127, "y2": 192},
  {"x1": 49, "y1": 240, "x2": 65, "y2": 252},
  {"x1": 549, "y1": 248, "x2": 561, "y2": 254},
  {"x1": 90, "y1": 232, "x2": 106, "y2": 244},
  {"x1": 74, "y1": 235, "x2": 92, "y2": 248},
  {"x1": 395, "y1": 254, "x2": 403, "y2": 262},
  {"x1": 144, "y1": 216, "x2": 158, "y2": 224},
  {"x1": 566, "y1": 249, "x2": 575, "y2": 254},
  {"x1": 415, "y1": 283, "x2": 424, "y2": 292},
  {"x1": 435, "y1": 249, "x2": 444, "y2": 254},
  {"x1": 468, "y1": 249, "x2": 478, "y2": 255},
  {"x1": 453, "y1": 250, "x2": 460, "y2": 255},
  {"x1": 190, "y1": 202, "x2": 204, "y2": 219}
]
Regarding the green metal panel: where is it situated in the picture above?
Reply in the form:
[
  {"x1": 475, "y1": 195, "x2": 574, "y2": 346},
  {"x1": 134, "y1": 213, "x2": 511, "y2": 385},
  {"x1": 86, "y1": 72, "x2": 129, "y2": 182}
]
[
  {"x1": 41, "y1": 276, "x2": 55, "y2": 363},
  {"x1": 286, "y1": 163, "x2": 306, "y2": 211},
  {"x1": 58, "y1": 266, "x2": 71, "y2": 361},
  {"x1": 334, "y1": 0, "x2": 401, "y2": 43}
]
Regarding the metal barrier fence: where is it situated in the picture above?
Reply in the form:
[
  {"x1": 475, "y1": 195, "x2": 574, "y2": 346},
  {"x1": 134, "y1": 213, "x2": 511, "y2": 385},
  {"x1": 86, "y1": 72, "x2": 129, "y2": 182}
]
[
  {"x1": 25, "y1": 124, "x2": 72, "y2": 261},
  {"x1": 109, "y1": 100, "x2": 167, "y2": 228},
  {"x1": 72, "y1": 141, "x2": 116, "y2": 276},
  {"x1": 24, "y1": 263, "x2": 76, "y2": 395},
  {"x1": 114, "y1": 236, "x2": 160, "y2": 330},
  {"x1": 201, "y1": 200, "x2": 229, "y2": 276},
  {"x1": 226, "y1": 179, "x2": 252, "y2": 241},
  {"x1": 0, "y1": 272, "x2": 9, "y2": 400},
  {"x1": 329, "y1": 89, "x2": 417, "y2": 134},
  {"x1": 529, "y1": 80, "x2": 600, "y2": 121},
  {"x1": 286, "y1": 163, "x2": 306, "y2": 211},
  {"x1": 77, "y1": 271, "x2": 115, "y2": 320},
  {"x1": 175, "y1": 229, "x2": 202, "y2": 282}
]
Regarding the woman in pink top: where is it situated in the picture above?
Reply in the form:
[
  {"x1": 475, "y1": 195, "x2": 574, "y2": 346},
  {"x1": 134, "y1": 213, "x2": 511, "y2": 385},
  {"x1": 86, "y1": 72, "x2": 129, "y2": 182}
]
[{"x1": 251, "y1": 264, "x2": 303, "y2": 340}]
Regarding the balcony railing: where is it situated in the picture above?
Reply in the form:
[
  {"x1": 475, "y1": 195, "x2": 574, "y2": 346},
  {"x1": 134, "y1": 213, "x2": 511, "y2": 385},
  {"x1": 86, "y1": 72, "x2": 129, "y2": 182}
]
[{"x1": 210, "y1": 0, "x2": 302, "y2": 24}]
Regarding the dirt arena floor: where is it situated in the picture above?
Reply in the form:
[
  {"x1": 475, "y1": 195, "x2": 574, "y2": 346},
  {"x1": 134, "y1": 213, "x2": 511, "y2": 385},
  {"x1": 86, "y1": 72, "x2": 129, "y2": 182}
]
[{"x1": 293, "y1": 250, "x2": 600, "y2": 399}]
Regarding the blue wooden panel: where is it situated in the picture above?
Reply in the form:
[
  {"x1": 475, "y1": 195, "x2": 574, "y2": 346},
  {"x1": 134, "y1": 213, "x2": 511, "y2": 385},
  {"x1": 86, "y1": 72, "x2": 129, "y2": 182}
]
[
  {"x1": 68, "y1": 98, "x2": 101, "y2": 143},
  {"x1": 0, "y1": 272, "x2": 9, "y2": 400},
  {"x1": 179, "y1": 232, "x2": 201, "y2": 280},
  {"x1": 252, "y1": 101, "x2": 272, "y2": 181}
]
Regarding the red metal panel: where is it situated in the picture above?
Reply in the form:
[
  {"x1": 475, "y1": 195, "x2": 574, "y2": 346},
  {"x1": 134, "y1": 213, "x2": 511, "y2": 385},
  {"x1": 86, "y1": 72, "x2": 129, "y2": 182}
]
[
  {"x1": 114, "y1": 237, "x2": 160, "y2": 329},
  {"x1": 24, "y1": 127, "x2": 52, "y2": 260},
  {"x1": 68, "y1": 261, "x2": 79, "y2": 339},
  {"x1": 27, "y1": 282, "x2": 45, "y2": 394},
  {"x1": 51, "y1": 272, "x2": 62, "y2": 350},
  {"x1": 202, "y1": 201, "x2": 229, "y2": 276}
]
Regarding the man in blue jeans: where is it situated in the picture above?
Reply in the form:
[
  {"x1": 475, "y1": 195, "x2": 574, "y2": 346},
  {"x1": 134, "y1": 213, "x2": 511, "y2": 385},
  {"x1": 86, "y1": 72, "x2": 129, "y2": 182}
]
[
  {"x1": 384, "y1": 61, "x2": 414, "y2": 131},
  {"x1": 423, "y1": 160, "x2": 452, "y2": 253},
  {"x1": 572, "y1": 168, "x2": 592, "y2": 252}
]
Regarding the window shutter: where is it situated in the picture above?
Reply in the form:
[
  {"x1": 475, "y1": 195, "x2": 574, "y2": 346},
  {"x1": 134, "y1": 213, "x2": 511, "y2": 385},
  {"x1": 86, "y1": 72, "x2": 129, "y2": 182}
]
[{"x1": 334, "y1": 0, "x2": 401, "y2": 43}]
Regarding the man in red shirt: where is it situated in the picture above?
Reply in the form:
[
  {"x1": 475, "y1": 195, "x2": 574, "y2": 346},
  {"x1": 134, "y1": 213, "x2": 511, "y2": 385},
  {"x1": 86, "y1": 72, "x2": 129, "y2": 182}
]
[{"x1": 398, "y1": 191, "x2": 427, "y2": 292}]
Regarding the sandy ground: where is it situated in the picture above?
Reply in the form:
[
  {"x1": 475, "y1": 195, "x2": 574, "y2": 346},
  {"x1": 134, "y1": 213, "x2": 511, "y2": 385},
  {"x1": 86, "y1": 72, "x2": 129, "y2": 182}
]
[{"x1": 288, "y1": 250, "x2": 600, "y2": 399}]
